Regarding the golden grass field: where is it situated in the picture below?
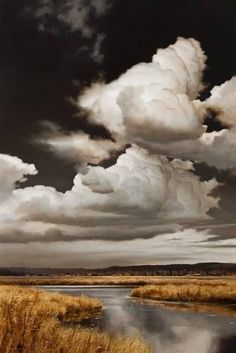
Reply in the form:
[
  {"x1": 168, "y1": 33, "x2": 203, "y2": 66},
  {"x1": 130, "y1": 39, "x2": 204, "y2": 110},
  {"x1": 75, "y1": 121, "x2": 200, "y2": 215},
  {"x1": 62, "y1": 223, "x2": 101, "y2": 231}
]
[
  {"x1": 131, "y1": 278, "x2": 236, "y2": 303},
  {"x1": 0, "y1": 275, "x2": 156, "y2": 286},
  {"x1": 0, "y1": 275, "x2": 235, "y2": 286},
  {"x1": 0, "y1": 285, "x2": 153, "y2": 353},
  {"x1": 0, "y1": 277, "x2": 236, "y2": 352}
]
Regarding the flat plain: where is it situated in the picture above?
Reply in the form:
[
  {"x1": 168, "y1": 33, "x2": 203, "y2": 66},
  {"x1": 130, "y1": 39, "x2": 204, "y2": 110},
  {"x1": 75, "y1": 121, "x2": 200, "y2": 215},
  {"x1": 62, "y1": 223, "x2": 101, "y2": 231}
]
[{"x1": 1, "y1": 275, "x2": 236, "y2": 286}]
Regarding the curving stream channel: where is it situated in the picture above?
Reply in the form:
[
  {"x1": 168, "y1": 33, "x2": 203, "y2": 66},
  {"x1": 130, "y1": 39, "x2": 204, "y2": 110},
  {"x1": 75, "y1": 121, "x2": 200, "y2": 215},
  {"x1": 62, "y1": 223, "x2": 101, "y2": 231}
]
[{"x1": 40, "y1": 285, "x2": 236, "y2": 353}]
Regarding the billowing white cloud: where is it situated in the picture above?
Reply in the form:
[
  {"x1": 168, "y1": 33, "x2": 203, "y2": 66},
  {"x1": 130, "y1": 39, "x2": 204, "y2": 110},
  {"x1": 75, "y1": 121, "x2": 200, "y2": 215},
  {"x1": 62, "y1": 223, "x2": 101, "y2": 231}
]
[
  {"x1": 153, "y1": 76, "x2": 236, "y2": 169},
  {"x1": 42, "y1": 38, "x2": 236, "y2": 172},
  {"x1": 0, "y1": 154, "x2": 37, "y2": 203},
  {"x1": 140, "y1": 129, "x2": 236, "y2": 170},
  {"x1": 204, "y1": 76, "x2": 236, "y2": 127},
  {"x1": 41, "y1": 37, "x2": 210, "y2": 171},
  {"x1": 75, "y1": 38, "x2": 236, "y2": 172},
  {"x1": 0, "y1": 147, "x2": 218, "y2": 235},
  {"x1": 79, "y1": 37, "x2": 206, "y2": 145},
  {"x1": 153, "y1": 76, "x2": 236, "y2": 170}
]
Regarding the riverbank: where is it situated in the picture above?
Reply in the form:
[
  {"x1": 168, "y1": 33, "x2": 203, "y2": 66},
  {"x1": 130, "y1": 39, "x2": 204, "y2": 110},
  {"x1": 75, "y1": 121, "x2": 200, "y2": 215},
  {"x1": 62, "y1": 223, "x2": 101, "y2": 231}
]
[
  {"x1": 131, "y1": 280, "x2": 236, "y2": 303},
  {"x1": 0, "y1": 285, "x2": 153, "y2": 353}
]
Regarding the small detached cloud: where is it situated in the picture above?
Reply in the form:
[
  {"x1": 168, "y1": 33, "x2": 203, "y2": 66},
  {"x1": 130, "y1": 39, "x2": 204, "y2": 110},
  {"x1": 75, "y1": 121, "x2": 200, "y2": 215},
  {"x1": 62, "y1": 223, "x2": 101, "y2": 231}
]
[
  {"x1": 37, "y1": 121, "x2": 121, "y2": 170},
  {"x1": 34, "y1": 0, "x2": 111, "y2": 36},
  {"x1": 24, "y1": 0, "x2": 111, "y2": 63}
]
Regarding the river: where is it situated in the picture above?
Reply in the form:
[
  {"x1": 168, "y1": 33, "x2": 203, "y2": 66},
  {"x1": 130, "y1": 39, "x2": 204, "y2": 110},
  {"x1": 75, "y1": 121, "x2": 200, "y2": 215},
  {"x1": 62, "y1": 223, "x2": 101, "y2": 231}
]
[{"x1": 40, "y1": 285, "x2": 236, "y2": 353}]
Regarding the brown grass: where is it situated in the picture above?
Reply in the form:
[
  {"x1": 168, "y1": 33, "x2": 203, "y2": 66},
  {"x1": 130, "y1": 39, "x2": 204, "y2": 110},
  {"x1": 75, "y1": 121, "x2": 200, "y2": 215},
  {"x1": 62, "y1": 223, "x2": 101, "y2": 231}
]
[
  {"x1": 131, "y1": 279, "x2": 236, "y2": 303},
  {"x1": 0, "y1": 275, "x2": 152, "y2": 286},
  {"x1": 0, "y1": 286, "x2": 153, "y2": 353},
  {"x1": 0, "y1": 275, "x2": 235, "y2": 286}
]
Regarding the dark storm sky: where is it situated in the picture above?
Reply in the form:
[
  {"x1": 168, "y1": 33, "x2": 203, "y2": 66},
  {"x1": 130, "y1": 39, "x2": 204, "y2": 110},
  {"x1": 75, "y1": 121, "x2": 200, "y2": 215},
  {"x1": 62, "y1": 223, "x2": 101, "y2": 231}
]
[{"x1": 1, "y1": 0, "x2": 236, "y2": 190}]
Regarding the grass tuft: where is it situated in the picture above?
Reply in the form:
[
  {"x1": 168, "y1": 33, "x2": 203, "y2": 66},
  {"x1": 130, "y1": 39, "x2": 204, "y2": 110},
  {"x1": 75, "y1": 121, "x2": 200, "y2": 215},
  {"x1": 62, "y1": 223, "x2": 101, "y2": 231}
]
[
  {"x1": 131, "y1": 279, "x2": 236, "y2": 303},
  {"x1": 0, "y1": 286, "x2": 153, "y2": 353}
]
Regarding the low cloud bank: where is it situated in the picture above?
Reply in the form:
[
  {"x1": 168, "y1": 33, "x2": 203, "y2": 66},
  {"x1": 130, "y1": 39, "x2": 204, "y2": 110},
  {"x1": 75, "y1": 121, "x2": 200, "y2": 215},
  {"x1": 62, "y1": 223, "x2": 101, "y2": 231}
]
[{"x1": 0, "y1": 229, "x2": 235, "y2": 267}]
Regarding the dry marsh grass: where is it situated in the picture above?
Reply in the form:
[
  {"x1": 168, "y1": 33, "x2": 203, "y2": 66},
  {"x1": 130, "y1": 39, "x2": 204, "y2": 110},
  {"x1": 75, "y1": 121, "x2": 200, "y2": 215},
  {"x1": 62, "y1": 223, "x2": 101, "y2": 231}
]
[
  {"x1": 0, "y1": 286, "x2": 153, "y2": 353},
  {"x1": 0, "y1": 285, "x2": 102, "y2": 322},
  {"x1": 0, "y1": 275, "x2": 235, "y2": 286},
  {"x1": 0, "y1": 275, "x2": 152, "y2": 286},
  {"x1": 131, "y1": 280, "x2": 236, "y2": 303}
]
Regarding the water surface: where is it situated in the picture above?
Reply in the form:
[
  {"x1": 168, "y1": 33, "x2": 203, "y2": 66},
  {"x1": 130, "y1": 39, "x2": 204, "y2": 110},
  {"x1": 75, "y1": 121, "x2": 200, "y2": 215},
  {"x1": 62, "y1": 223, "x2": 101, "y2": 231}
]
[{"x1": 40, "y1": 285, "x2": 236, "y2": 353}]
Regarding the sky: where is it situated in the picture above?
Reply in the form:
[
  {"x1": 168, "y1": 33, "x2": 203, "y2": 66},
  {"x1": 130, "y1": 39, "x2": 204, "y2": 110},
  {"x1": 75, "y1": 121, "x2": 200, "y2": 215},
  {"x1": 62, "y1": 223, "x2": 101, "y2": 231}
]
[{"x1": 0, "y1": 0, "x2": 236, "y2": 268}]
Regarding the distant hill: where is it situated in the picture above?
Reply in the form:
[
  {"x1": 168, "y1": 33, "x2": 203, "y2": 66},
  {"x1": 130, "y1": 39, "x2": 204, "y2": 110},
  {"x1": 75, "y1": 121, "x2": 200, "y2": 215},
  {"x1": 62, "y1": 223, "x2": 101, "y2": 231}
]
[{"x1": 0, "y1": 263, "x2": 236, "y2": 276}]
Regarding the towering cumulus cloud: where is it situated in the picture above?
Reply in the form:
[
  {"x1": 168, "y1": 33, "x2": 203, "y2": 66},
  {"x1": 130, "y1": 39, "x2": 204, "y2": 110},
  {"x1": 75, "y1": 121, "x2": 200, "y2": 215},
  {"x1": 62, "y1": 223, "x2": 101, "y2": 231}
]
[
  {"x1": 139, "y1": 75, "x2": 236, "y2": 170},
  {"x1": 79, "y1": 37, "x2": 206, "y2": 146},
  {"x1": 41, "y1": 37, "x2": 212, "y2": 168},
  {"x1": 76, "y1": 36, "x2": 236, "y2": 172}
]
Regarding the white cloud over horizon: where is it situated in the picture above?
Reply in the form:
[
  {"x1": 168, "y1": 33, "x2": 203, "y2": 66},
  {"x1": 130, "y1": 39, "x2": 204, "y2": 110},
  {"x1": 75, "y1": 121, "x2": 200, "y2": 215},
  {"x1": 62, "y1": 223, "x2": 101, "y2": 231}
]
[{"x1": 0, "y1": 145, "x2": 218, "y2": 231}]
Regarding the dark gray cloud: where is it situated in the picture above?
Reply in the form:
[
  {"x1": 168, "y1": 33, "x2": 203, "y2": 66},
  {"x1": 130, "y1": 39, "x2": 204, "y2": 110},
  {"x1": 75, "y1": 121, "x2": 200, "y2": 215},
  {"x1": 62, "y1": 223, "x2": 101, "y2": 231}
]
[
  {"x1": 32, "y1": 0, "x2": 111, "y2": 36},
  {"x1": 27, "y1": 0, "x2": 111, "y2": 63}
]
